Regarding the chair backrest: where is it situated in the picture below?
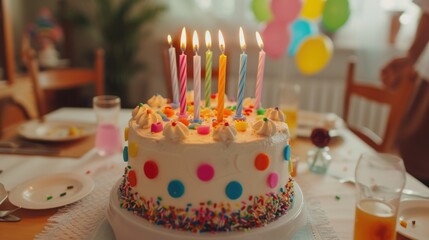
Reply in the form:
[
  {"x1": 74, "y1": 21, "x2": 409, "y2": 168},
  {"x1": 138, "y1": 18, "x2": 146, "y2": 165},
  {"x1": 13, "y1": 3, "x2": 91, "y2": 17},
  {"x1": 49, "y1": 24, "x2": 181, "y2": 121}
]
[
  {"x1": 343, "y1": 58, "x2": 417, "y2": 152},
  {"x1": 26, "y1": 48, "x2": 104, "y2": 119}
]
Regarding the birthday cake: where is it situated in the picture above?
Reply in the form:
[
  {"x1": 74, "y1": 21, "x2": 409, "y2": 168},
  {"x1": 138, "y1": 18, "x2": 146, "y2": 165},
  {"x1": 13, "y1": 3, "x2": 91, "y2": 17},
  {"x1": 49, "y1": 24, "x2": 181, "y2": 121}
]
[{"x1": 108, "y1": 93, "x2": 301, "y2": 239}]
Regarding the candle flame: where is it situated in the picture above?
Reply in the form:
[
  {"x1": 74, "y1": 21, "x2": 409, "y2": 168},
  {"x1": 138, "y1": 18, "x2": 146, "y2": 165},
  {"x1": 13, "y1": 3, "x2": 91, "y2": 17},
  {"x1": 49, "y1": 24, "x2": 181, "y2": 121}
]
[
  {"x1": 180, "y1": 27, "x2": 186, "y2": 51},
  {"x1": 167, "y1": 35, "x2": 172, "y2": 46},
  {"x1": 239, "y1": 27, "x2": 246, "y2": 51},
  {"x1": 192, "y1": 30, "x2": 199, "y2": 53},
  {"x1": 256, "y1": 31, "x2": 264, "y2": 50},
  {"x1": 205, "y1": 31, "x2": 211, "y2": 49},
  {"x1": 218, "y1": 30, "x2": 225, "y2": 53}
]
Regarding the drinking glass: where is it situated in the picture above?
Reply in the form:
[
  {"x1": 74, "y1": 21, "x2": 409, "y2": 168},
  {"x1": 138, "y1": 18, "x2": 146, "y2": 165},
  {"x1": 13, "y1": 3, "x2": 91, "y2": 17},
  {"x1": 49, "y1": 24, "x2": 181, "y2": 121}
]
[
  {"x1": 353, "y1": 153, "x2": 406, "y2": 240},
  {"x1": 93, "y1": 95, "x2": 122, "y2": 156},
  {"x1": 277, "y1": 84, "x2": 300, "y2": 139}
]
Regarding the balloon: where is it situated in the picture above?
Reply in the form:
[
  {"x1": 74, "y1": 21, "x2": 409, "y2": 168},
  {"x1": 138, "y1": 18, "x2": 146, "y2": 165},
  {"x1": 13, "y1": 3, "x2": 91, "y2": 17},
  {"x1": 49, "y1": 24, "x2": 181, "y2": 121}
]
[
  {"x1": 262, "y1": 21, "x2": 290, "y2": 59},
  {"x1": 288, "y1": 18, "x2": 317, "y2": 56},
  {"x1": 300, "y1": 0, "x2": 325, "y2": 20},
  {"x1": 271, "y1": 0, "x2": 302, "y2": 24},
  {"x1": 295, "y1": 35, "x2": 333, "y2": 75},
  {"x1": 322, "y1": 0, "x2": 350, "y2": 32},
  {"x1": 251, "y1": 0, "x2": 273, "y2": 23}
]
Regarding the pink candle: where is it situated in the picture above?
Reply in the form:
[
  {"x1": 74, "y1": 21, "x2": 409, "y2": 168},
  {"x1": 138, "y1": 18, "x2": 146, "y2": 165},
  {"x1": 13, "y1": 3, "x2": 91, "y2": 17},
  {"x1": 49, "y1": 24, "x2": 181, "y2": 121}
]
[
  {"x1": 179, "y1": 27, "x2": 188, "y2": 117},
  {"x1": 167, "y1": 35, "x2": 179, "y2": 107},
  {"x1": 192, "y1": 30, "x2": 201, "y2": 122},
  {"x1": 255, "y1": 32, "x2": 265, "y2": 110}
]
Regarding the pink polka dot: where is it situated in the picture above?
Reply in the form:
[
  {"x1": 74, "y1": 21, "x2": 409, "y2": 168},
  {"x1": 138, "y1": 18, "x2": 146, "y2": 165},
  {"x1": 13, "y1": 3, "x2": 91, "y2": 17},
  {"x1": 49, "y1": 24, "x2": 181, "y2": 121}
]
[
  {"x1": 144, "y1": 161, "x2": 159, "y2": 179},
  {"x1": 128, "y1": 170, "x2": 137, "y2": 187},
  {"x1": 197, "y1": 164, "x2": 215, "y2": 182},
  {"x1": 267, "y1": 172, "x2": 279, "y2": 188}
]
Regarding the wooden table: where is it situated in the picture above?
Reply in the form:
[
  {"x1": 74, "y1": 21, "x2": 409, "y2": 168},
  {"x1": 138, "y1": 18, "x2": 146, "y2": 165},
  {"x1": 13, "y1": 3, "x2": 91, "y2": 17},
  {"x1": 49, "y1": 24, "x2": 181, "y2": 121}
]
[{"x1": 0, "y1": 108, "x2": 427, "y2": 240}]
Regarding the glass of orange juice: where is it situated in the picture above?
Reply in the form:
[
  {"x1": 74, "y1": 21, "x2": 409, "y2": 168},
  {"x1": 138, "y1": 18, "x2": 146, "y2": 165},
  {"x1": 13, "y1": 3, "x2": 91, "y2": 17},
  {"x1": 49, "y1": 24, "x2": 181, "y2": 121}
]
[
  {"x1": 277, "y1": 84, "x2": 300, "y2": 139},
  {"x1": 354, "y1": 153, "x2": 405, "y2": 240}
]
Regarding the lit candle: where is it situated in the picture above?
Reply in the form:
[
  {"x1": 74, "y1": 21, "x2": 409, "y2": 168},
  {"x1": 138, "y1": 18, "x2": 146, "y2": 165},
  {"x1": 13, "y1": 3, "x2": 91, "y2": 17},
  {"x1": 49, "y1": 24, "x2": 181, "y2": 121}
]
[
  {"x1": 234, "y1": 27, "x2": 247, "y2": 120},
  {"x1": 179, "y1": 27, "x2": 188, "y2": 118},
  {"x1": 167, "y1": 35, "x2": 179, "y2": 107},
  {"x1": 192, "y1": 30, "x2": 201, "y2": 122},
  {"x1": 205, "y1": 31, "x2": 212, "y2": 108},
  {"x1": 217, "y1": 30, "x2": 227, "y2": 122},
  {"x1": 254, "y1": 31, "x2": 266, "y2": 110}
]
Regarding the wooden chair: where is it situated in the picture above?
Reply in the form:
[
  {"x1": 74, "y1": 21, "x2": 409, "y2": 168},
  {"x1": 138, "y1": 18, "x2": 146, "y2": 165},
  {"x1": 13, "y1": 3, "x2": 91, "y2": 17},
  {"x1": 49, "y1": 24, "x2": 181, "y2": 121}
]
[
  {"x1": 26, "y1": 48, "x2": 104, "y2": 120},
  {"x1": 343, "y1": 58, "x2": 417, "y2": 153},
  {"x1": 0, "y1": 94, "x2": 31, "y2": 137},
  {"x1": 162, "y1": 30, "x2": 227, "y2": 101}
]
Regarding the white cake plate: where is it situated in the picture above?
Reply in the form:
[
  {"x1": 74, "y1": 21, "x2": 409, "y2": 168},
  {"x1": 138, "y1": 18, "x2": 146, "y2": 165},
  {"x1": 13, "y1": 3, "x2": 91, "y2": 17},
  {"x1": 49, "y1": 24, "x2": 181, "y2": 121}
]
[{"x1": 107, "y1": 181, "x2": 306, "y2": 240}]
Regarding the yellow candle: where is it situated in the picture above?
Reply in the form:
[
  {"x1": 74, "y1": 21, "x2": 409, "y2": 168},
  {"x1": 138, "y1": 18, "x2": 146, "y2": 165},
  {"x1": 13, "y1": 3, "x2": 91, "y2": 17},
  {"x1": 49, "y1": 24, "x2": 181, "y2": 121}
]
[{"x1": 217, "y1": 30, "x2": 227, "y2": 122}]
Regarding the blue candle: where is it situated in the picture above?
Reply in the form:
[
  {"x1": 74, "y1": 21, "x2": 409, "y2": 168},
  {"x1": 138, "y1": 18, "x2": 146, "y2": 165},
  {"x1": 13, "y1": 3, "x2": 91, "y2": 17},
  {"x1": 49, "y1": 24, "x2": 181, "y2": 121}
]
[{"x1": 235, "y1": 27, "x2": 247, "y2": 120}]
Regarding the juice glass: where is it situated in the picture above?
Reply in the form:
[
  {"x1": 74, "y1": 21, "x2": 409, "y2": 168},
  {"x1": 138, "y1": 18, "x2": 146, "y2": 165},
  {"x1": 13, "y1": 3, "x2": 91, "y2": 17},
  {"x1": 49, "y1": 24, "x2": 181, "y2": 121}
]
[
  {"x1": 353, "y1": 153, "x2": 405, "y2": 240},
  {"x1": 277, "y1": 84, "x2": 300, "y2": 139},
  {"x1": 93, "y1": 95, "x2": 122, "y2": 156}
]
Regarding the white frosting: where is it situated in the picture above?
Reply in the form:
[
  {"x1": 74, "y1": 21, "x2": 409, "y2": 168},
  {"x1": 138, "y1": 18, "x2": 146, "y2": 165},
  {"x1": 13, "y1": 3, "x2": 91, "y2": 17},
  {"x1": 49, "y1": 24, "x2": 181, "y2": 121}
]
[
  {"x1": 243, "y1": 97, "x2": 254, "y2": 108},
  {"x1": 162, "y1": 121, "x2": 189, "y2": 141},
  {"x1": 148, "y1": 95, "x2": 167, "y2": 108},
  {"x1": 132, "y1": 104, "x2": 150, "y2": 119},
  {"x1": 265, "y1": 108, "x2": 286, "y2": 122},
  {"x1": 213, "y1": 123, "x2": 237, "y2": 142},
  {"x1": 137, "y1": 111, "x2": 162, "y2": 129},
  {"x1": 253, "y1": 118, "x2": 278, "y2": 137}
]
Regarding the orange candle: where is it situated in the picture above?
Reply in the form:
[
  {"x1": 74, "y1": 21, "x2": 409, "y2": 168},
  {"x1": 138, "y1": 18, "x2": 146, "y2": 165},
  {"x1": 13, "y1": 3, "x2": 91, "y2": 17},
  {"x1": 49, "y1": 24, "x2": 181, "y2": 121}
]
[{"x1": 217, "y1": 30, "x2": 227, "y2": 122}]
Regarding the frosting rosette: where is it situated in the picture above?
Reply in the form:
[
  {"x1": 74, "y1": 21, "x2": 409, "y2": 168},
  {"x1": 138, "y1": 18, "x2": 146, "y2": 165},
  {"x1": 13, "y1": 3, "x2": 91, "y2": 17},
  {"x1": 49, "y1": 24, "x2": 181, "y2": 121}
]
[
  {"x1": 132, "y1": 104, "x2": 150, "y2": 119},
  {"x1": 137, "y1": 110, "x2": 162, "y2": 129},
  {"x1": 213, "y1": 122, "x2": 237, "y2": 142},
  {"x1": 243, "y1": 97, "x2": 254, "y2": 108},
  {"x1": 148, "y1": 95, "x2": 167, "y2": 108},
  {"x1": 163, "y1": 121, "x2": 189, "y2": 141},
  {"x1": 265, "y1": 107, "x2": 286, "y2": 122},
  {"x1": 253, "y1": 117, "x2": 277, "y2": 136}
]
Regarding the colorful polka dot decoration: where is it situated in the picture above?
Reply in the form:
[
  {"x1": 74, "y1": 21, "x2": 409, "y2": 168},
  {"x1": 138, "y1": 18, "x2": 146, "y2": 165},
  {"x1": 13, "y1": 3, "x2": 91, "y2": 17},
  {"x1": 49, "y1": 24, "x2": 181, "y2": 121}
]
[
  {"x1": 128, "y1": 142, "x2": 138, "y2": 157},
  {"x1": 119, "y1": 168, "x2": 295, "y2": 233},
  {"x1": 225, "y1": 181, "x2": 243, "y2": 200},
  {"x1": 168, "y1": 180, "x2": 185, "y2": 198},
  {"x1": 267, "y1": 172, "x2": 279, "y2": 188},
  {"x1": 144, "y1": 161, "x2": 159, "y2": 179},
  {"x1": 283, "y1": 145, "x2": 291, "y2": 161},
  {"x1": 128, "y1": 170, "x2": 137, "y2": 187},
  {"x1": 124, "y1": 127, "x2": 129, "y2": 141},
  {"x1": 254, "y1": 153, "x2": 270, "y2": 171},
  {"x1": 197, "y1": 164, "x2": 215, "y2": 182},
  {"x1": 123, "y1": 146, "x2": 128, "y2": 162}
]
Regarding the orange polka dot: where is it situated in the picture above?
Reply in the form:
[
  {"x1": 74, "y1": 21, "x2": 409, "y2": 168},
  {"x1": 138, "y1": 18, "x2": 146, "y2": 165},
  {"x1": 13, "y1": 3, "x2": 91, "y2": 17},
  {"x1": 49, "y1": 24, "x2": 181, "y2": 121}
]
[
  {"x1": 128, "y1": 170, "x2": 137, "y2": 187},
  {"x1": 254, "y1": 153, "x2": 270, "y2": 171}
]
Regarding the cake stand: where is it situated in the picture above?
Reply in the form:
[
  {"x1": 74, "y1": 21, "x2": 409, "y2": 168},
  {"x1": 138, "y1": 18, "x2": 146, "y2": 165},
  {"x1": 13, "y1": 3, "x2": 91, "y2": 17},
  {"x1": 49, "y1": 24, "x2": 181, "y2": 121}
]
[{"x1": 107, "y1": 181, "x2": 306, "y2": 240}]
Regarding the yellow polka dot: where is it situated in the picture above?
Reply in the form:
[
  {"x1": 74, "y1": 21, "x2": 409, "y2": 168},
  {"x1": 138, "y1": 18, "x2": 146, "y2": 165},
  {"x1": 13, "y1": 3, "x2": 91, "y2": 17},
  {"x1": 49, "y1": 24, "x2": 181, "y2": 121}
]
[
  {"x1": 289, "y1": 159, "x2": 293, "y2": 174},
  {"x1": 124, "y1": 127, "x2": 129, "y2": 141},
  {"x1": 128, "y1": 142, "x2": 138, "y2": 157}
]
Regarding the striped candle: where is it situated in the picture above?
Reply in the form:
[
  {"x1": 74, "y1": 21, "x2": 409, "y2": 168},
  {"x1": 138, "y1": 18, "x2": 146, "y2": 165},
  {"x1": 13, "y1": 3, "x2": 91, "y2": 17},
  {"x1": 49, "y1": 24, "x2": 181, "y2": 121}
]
[
  {"x1": 167, "y1": 35, "x2": 179, "y2": 106},
  {"x1": 234, "y1": 27, "x2": 247, "y2": 120},
  {"x1": 179, "y1": 27, "x2": 188, "y2": 117},
  {"x1": 205, "y1": 31, "x2": 212, "y2": 108},
  {"x1": 255, "y1": 32, "x2": 266, "y2": 110},
  {"x1": 217, "y1": 30, "x2": 227, "y2": 122},
  {"x1": 193, "y1": 30, "x2": 201, "y2": 122}
]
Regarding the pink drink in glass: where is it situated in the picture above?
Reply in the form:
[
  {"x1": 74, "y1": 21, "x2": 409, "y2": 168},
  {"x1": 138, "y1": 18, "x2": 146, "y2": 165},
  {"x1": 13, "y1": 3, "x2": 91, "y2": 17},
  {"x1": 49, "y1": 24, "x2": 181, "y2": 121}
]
[{"x1": 95, "y1": 122, "x2": 121, "y2": 156}]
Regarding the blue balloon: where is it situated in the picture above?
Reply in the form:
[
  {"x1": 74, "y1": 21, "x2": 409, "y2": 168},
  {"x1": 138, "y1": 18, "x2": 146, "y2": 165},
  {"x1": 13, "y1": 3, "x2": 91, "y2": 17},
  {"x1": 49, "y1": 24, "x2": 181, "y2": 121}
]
[{"x1": 288, "y1": 19, "x2": 317, "y2": 56}]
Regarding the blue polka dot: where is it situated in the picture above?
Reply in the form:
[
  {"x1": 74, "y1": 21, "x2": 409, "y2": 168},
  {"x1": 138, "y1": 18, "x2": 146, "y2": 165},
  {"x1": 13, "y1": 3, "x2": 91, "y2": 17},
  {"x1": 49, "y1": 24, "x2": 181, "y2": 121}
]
[
  {"x1": 284, "y1": 145, "x2": 291, "y2": 161},
  {"x1": 123, "y1": 146, "x2": 128, "y2": 162},
  {"x1": 225, "y1": 181, "x2": 243, "y2": 200},
  {"x1": 168, "y1": 180, "x2": 185, "y2": 198}
]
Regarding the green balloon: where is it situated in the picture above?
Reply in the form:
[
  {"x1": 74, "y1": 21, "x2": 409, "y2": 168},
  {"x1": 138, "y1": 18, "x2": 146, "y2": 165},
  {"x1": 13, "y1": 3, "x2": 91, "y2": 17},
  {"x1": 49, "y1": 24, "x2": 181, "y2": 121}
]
[
  {"x1": 322, "y1": 0, "x2": 350, "y2": 33},
  {"x1": 251, "y1": 0, "x2": 272, "y2": 23}
]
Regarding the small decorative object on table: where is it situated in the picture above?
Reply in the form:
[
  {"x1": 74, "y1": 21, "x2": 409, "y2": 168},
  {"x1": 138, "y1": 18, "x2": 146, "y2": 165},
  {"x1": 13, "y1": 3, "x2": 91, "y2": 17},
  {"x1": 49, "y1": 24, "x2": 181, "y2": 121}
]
[{"x1": 307, "y1": 127, "x2": 332, "y2": 174}]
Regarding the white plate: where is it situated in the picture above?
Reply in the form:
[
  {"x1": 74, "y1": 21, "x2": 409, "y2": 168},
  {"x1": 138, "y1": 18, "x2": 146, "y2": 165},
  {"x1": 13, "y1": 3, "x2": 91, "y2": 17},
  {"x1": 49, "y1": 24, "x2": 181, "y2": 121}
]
[
  {"x1": 397, "y1": 199, "x2": 429, "y2": 239},
  {"x1": 18, "y1": 120, "x2": 96, "y2": 142},
  {"x1": 296, "y1": 111, "x2": 342, "y2": 138},
  {"x1": 9, "y1": 172, "x2": 95, "y2": 210}
]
